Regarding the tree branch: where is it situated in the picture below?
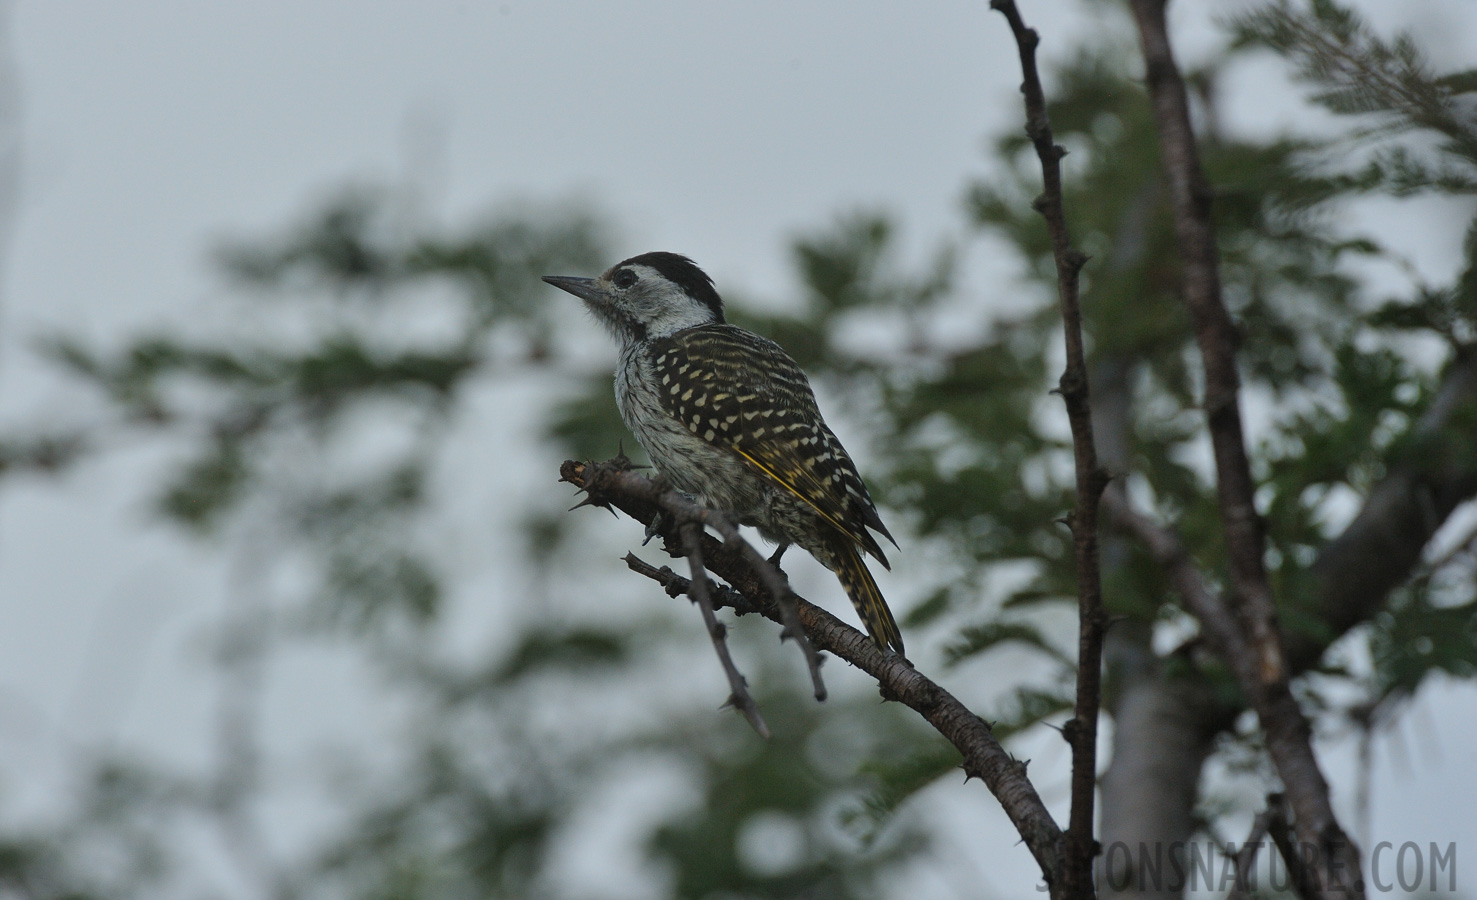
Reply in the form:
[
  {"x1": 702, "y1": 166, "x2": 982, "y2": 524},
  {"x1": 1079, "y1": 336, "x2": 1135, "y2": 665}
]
[
  {"x1": 1100, "y1": 348, "x2": 1477, "y2": 897},
  {"x1": 1128, "y1": 2, "x2": 1363, "y2": 896},
  {"x1": 1264, "y1": 794, "x2": 1320, "y2": 900},
  {"x1": 1129, "y1": 0, "x2": 1281, "y2": 684},
  {"x1": 681, "y1": 523, "x2": 770, "y2": 738},
  {"x1": 1103, "y1": 493, "x2": 1251, "y2": 670},
  {"x1": 561, "y1": 458, "x2": 1070, "y2": 897},
  {"x1": 1224, "y1": 805, "x2": 1274, "y2": 900},
  {"x1": 571, "y1": 454, "x2": 827, "y2": 701},
  {"x1": 1295, "y1": 350, "x2": 1477, "y2": 672},
  {"x1": 990, "y1": 3, "x2": 1107, "y2": 897}
]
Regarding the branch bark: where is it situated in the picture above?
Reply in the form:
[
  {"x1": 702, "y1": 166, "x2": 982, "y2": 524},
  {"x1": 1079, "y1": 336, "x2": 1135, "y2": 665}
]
[
  {"x1": 1128, "y1": 2, "x2": 1363, "y2": 896},
  {"x1": 574, "y1": 453, "x2": 828, "y2": 702},
  {"x1": 1265, "y1": 794, "x2": 1320, "y2": 900},
  {"x1": 1294, "y1": 350, "x2": 1477, "y2": 672},
  {"x1": 989, "y1": 4, "x2": 1107, "y2": 897},
  {"x1": 561, "y1": 458, "x2": 1071, "y2": 897}
]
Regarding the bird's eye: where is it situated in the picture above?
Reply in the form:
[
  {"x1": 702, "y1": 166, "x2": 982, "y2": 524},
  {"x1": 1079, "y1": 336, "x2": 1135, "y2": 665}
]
[{"x1": 613, "y1": 269, "x2": 637, "y2": 289}]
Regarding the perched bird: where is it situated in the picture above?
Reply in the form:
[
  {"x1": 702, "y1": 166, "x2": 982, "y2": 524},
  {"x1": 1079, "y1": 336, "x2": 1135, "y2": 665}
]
[{"x1": 544, "y1": 252, "x2": 904, "y2": 655}]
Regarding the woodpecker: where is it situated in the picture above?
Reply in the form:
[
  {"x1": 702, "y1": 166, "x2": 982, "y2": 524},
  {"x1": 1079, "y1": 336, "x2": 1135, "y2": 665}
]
[{"x1": 544, "y1": 252, "x2": 904, "y2": 655}]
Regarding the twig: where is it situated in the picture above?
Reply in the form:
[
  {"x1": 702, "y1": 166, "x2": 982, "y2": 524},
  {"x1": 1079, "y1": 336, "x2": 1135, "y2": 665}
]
[
  {"x1": 562, "y1": 458, "x2": 1070, "y2": 897},
  {"x1": 575, "y1": 455, "x2": 827, "y2": 701},
  {"x1": 1264, "y1": 794, "x2": 1319, "y2": 900},
  {"x1": 990, "y1": 3, "x2": 1107, "y2": 897},
  {"x1": 624, "y1": 554, "x2": 760, "y2": 614},
  {"x1": 1102, "y1": 492, "x2": 1251, "y2": 667},
  {"x1": 1103, "y1": 440, "x2": 1359, "y2": 900},
  {"x1": 1225, "y1": 806, "x2": 1275, "y2": 900},
  {"x1": 1127, "y1": 3, "x2": 1364, "y2": 897},
  {"x1": 727, "y1": 529, "x2": 828, "y2": 702},
  {"x1": 681, "y1": 524, "x2": 770, "y2": 738}
]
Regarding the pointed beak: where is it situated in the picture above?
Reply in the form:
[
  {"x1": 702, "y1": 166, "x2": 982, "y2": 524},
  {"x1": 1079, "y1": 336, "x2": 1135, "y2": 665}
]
[{"x1": 542, "y1": 275, "x2": 602, "y2": 303}]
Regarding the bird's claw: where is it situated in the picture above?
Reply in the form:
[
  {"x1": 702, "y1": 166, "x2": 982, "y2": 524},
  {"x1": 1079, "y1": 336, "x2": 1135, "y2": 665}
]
[{"x1": 643, "y1": 510, "x2": 670, "y2": 546}]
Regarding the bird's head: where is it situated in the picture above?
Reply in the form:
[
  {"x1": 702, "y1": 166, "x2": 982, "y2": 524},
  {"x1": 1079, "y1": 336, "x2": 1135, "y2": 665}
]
[{"x1": 543, "y1": 252, "x2": 725, "y2": 345}]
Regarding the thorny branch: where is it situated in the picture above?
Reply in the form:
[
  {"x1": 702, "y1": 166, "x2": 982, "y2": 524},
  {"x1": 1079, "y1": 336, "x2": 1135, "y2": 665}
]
[
  {"x1": 681, "y1": 524, "x2": 770, "y2": 738},
  {"x1": 1128, "y1": 1, "x2": 1364, "y2": 896},
  {"x1": 572, "y1": 454, "x2": 827, "y2": 702},
  {"x1": 560, "y1": 458, "x2": 1070, "y2": 897},
  {"x1": 990, "y1": 2, "x2": 1107, "y2": 898}
]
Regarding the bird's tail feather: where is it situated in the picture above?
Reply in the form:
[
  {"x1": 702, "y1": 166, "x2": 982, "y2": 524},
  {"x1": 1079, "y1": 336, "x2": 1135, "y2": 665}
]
[{"x1": 831, "y1": 540, "x2": 904, "y2": 656}]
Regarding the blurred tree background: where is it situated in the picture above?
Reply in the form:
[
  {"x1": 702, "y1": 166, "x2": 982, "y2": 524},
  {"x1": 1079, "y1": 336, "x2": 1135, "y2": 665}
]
[{"x1": 2, "y1": 1, "x2": 1476, "y2": 897}]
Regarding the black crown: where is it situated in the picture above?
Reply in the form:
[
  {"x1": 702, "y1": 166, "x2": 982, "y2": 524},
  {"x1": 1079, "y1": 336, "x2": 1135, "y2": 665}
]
[{"x1": 618, "y1": 251, "x2": 725, "y2": 323}]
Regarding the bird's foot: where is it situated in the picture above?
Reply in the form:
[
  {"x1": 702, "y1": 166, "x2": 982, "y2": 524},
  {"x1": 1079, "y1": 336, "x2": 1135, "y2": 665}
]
[
  {"x1": 642, "y1": 510, "x2": 671, "y2": 546},
  {"x1": 766, "y1": 542, "x2": 790, "y2": 568}
]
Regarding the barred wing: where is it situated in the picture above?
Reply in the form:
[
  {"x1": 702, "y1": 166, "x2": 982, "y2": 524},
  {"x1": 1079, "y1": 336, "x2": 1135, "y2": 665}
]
[{"x1": 647, "y1": 324, "x2": 894, "y2": 567}]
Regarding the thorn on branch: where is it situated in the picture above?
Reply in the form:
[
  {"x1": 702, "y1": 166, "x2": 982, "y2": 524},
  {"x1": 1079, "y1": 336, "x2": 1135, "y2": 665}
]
[
  {"x1": 878, "y1": 680, "x2": 902, "y2": 704},
  {"x1": 642, "y1": 509, "x2": 672, "y2": 546},
  {"x1": 1057, "y1": 370, "x2": 1088, "y2": 401},
  {"x1": 568, "y1": 494, "x2": 617, "y2": 516}
]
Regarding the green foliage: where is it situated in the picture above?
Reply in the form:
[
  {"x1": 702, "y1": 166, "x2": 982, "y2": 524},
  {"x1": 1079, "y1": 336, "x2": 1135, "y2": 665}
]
[
  {"x1": 0, "y1": 760, "x2": 199, "y2": 900},
  {"x1": 651, "y1": 695, "x2": 926, "y2": 899},
  {"x1": 1370, "y1": 586, "x2": 1477, "y2": 698},
  {"x1": 157, "y1": 431, "x2": 249, "y2": 530},
  {"x1": 1231, "y1": 1, "x2": 1477, "y2": 167},
  {"x1": 846, "y1": 740, "x2": 962, "y2": 842},
  {"x1": 942, "y1": 621, "x2": 1070, "y2": 668},
  {"x1": 489, "y1": 628, "x2": 631, "y2": 684},
  {"x1": 548, "y1": 376, "x2": 641, "y2": 463}
]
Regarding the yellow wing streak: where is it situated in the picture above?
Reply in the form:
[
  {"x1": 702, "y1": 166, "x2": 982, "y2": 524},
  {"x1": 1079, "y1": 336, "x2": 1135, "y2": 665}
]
[
  {"x1": 731, "y1": 447, "x2": 854, "y2": 539},
  {"x1": 650, "y1": 324, "x2": 892, "y2": 566}
]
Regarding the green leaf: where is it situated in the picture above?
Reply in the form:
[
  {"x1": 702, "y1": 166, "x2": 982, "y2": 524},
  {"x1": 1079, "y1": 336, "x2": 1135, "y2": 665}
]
[
  {"x1": 157, "y1": 437, "x2": 249, "y2": 531},
  {"x1": 845, "y1": 740, "x2": 961, "y2": 841},
  {"x1": 943, "y1": 621, "x2": 1070, "y2": 667},
  {"x1": 491, "y1": 629, "x2": 630, "y2": 684}
]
